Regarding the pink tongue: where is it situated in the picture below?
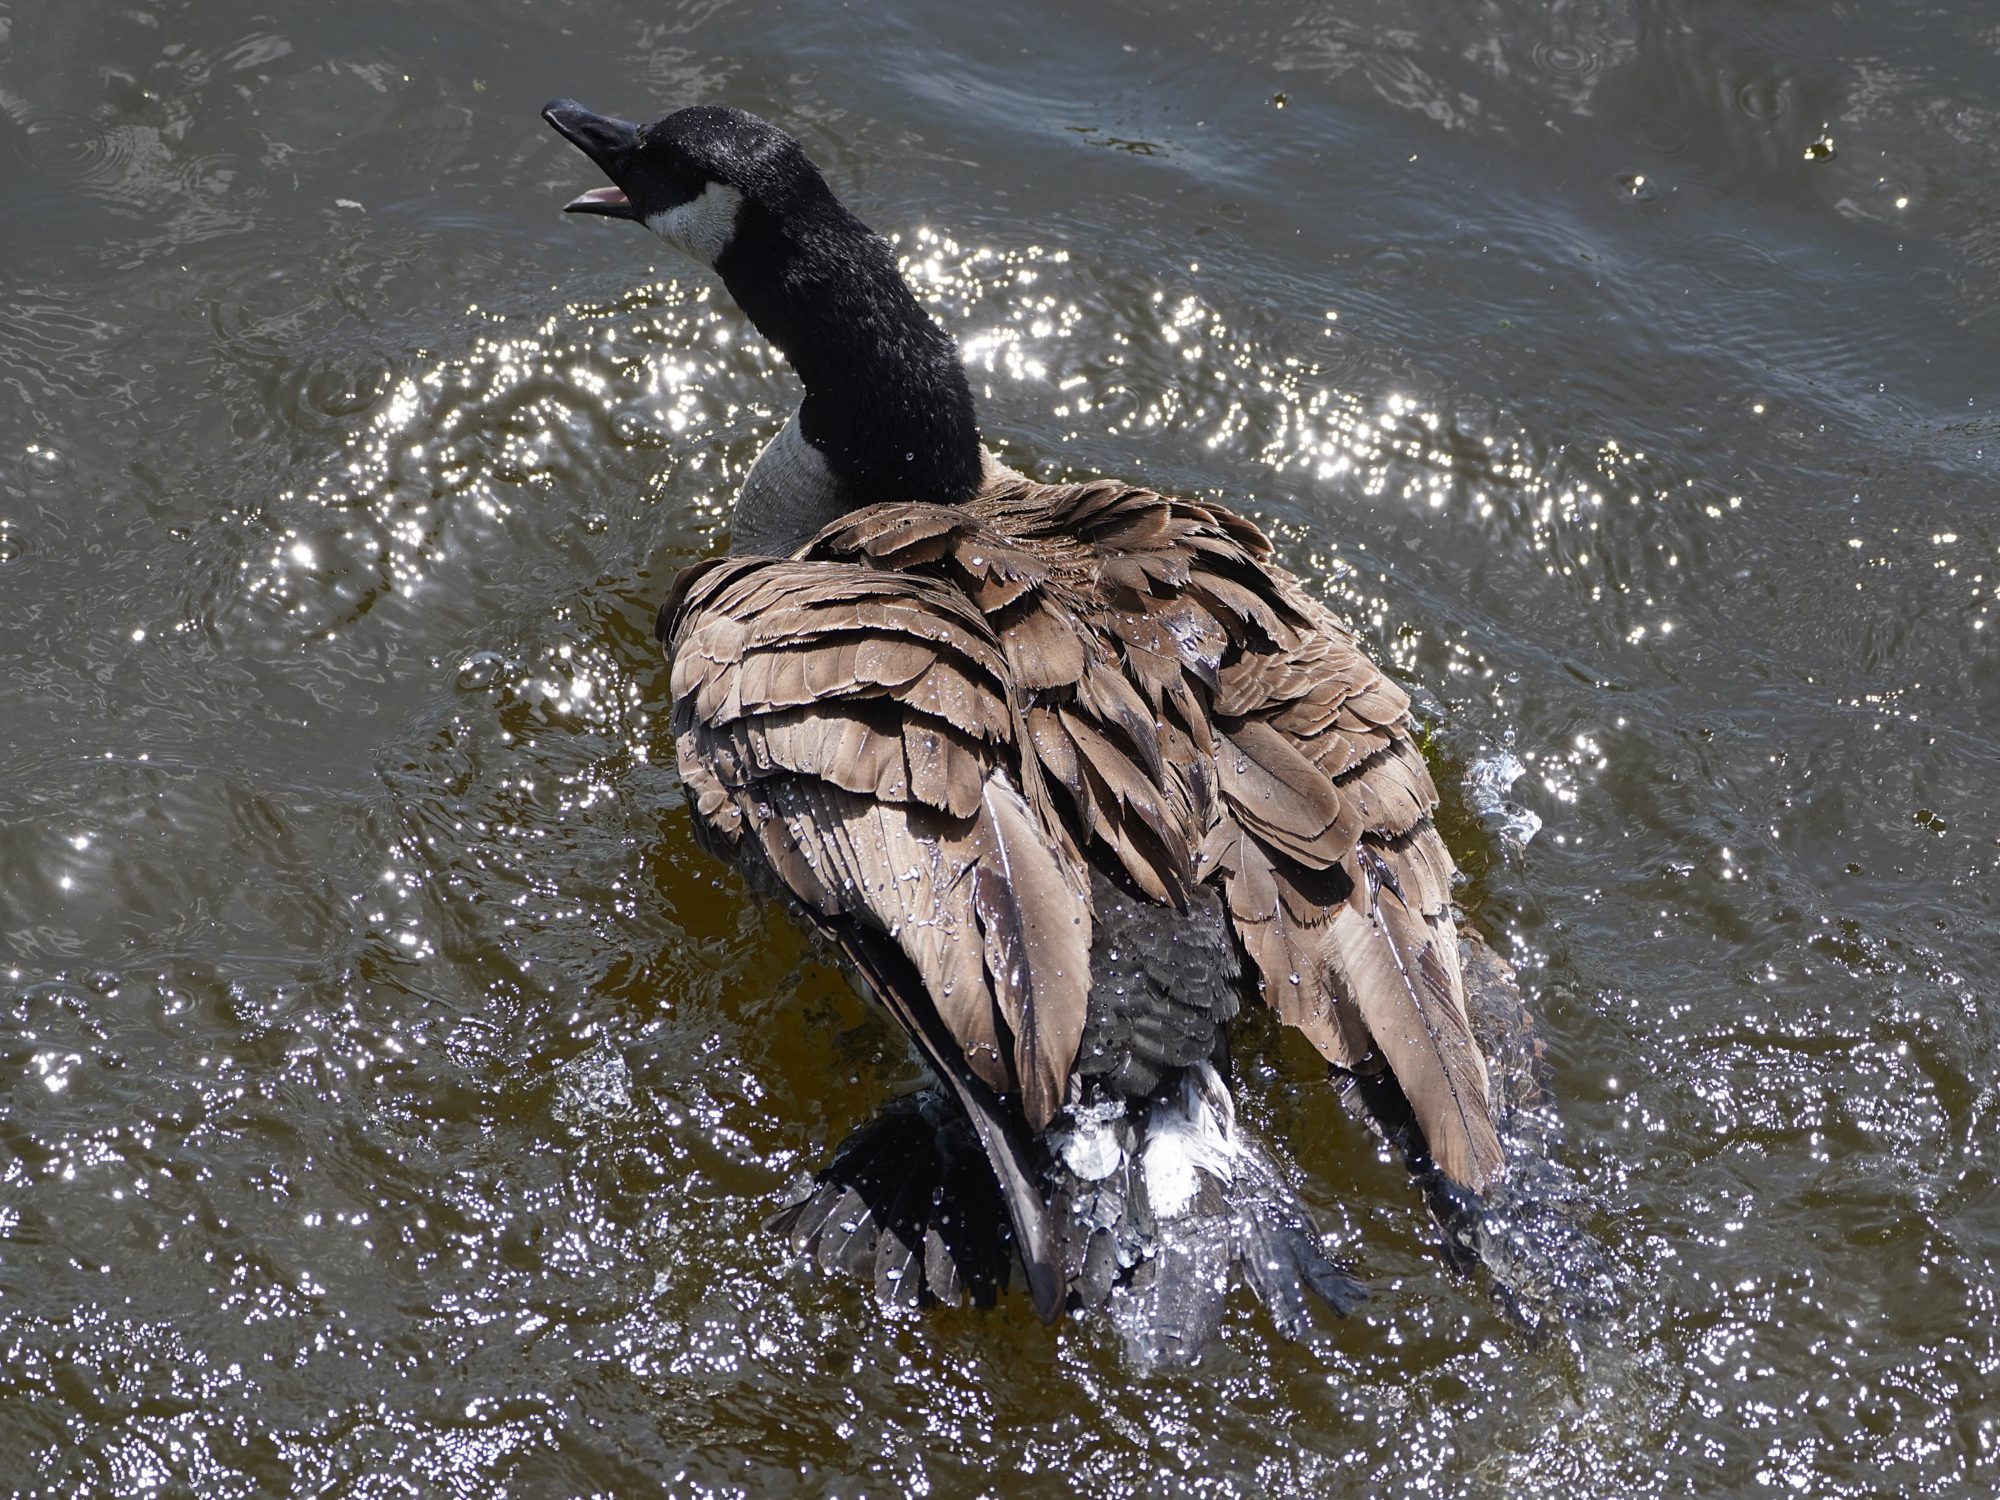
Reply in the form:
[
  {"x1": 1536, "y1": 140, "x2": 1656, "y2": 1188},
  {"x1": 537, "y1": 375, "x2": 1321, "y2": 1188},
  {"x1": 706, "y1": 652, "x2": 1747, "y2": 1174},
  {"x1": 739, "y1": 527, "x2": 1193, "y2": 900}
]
[{"x1": 566, "y1": 185, "x2": 629, "y2": 209}]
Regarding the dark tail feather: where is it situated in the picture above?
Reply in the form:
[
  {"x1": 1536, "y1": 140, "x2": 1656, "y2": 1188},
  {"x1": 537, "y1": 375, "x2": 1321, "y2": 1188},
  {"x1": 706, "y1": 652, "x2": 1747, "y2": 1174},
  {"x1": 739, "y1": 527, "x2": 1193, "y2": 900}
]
[
  {"x1": 767, "y1": 1090, "x2": 1013, "y2": 1309},
  {"x1": 1057, "y1": 1062, "x2": 1364, "y2": 1369},
  {"x1": 1110, "y1": 1214, "x2": 1235, "y2": 1369},
  {"x1": 1047, "y1": 1112, "x2": 1146, "y2": 1313},
  {"x1": 780, "y1": 1067, "x2": 1370, "y2": 1359}
]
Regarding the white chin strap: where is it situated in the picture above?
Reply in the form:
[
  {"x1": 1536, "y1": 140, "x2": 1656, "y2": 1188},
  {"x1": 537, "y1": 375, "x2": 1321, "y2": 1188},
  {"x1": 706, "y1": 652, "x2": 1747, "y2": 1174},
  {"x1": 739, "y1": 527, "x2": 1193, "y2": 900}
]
[{"x1": 645, "y1": 181, "x2": 744, "y2": 267}]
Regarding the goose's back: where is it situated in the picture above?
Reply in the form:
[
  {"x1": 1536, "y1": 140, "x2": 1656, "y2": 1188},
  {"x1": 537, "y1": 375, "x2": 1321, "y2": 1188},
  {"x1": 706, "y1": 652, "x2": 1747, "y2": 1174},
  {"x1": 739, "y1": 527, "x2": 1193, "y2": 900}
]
[{"x1": 660, "y1": 475, "x2": 1502, "y2": 1191}]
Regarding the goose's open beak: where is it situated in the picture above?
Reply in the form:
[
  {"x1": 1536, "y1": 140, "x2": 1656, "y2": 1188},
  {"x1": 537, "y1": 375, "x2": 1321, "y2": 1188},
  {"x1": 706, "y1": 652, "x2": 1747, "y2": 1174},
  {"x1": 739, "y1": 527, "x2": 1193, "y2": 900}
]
[{"x1": 543, "y1": 99, "x2": 643, "y2": 219}]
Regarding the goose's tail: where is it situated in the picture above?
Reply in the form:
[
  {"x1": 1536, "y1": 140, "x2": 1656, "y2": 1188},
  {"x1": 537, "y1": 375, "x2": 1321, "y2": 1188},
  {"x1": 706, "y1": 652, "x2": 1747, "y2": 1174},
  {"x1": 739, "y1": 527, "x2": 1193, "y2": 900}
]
[
  {"x1": 773, "y1": 1063, "x2": 1363, "y2": 1364},
  {"x1": 1048, "y1": 1060, "x2": 1364, "y2": 1369}
]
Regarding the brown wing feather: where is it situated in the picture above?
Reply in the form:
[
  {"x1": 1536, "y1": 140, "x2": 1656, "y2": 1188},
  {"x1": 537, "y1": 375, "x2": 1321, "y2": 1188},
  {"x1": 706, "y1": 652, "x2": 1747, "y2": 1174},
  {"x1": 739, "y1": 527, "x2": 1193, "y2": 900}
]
[{"x1": 1326, "y1": 848, "x2": 1497, "y2": 1189}]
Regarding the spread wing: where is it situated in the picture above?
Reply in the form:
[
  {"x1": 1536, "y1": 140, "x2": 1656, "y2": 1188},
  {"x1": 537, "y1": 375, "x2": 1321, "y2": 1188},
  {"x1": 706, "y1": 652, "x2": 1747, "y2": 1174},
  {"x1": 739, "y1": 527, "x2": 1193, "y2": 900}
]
[
  {"x1": 659, "y1": 553, "x2": 1096, "y2": 1319},
  {"x1": 662, "y1": 557, "x2": 1092, "y2": 1128},
  {"x1": 1208, "y1": 596, "x2": 1501, "y2": 1190},
  {"x1": 809, "y1": 479, "x2": 1503, "y2": 1193}
]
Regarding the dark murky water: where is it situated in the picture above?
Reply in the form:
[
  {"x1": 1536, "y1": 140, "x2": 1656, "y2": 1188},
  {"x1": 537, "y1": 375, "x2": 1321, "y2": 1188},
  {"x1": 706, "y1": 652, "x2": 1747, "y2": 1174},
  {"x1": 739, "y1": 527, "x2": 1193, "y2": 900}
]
[{"x1": 3, "y1": 0, "x2": 1996, "y2": 1494}]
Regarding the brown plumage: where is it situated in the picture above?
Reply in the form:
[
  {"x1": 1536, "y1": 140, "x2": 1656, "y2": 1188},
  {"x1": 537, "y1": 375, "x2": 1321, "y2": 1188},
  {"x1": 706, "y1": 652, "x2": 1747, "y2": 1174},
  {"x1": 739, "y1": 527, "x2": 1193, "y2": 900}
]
[{"x1": 663, "y1": 477, "x2": 1504, "y2": 1219}]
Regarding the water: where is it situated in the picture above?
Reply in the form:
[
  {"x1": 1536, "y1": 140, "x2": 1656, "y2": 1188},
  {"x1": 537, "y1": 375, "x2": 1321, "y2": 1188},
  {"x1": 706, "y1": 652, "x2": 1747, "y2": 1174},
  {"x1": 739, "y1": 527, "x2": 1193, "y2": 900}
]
[{"x1": 2, "y1": 0, "x2": 1996, "y2": 1494}]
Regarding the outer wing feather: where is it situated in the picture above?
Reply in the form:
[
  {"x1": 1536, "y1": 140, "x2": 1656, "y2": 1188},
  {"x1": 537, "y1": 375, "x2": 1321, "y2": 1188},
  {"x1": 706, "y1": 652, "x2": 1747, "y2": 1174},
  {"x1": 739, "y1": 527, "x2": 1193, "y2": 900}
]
[{"x1": 1327, "y1": 850, "x2": 1499, "y2": 1189}]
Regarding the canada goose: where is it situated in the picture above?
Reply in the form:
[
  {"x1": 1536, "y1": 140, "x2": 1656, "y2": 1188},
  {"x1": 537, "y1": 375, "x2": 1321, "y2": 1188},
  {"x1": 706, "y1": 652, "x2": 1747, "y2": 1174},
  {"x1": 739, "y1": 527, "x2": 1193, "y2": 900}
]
[{"x1": 543, "y1": 99, "x2": 1519, "y2": 1362}]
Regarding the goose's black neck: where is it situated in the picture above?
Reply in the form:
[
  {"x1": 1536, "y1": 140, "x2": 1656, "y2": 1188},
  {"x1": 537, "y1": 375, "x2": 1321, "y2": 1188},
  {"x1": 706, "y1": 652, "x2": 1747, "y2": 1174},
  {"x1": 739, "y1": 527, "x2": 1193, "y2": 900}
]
[{"x1": 715, "y1": 194, "x2": 983, "y2": 508}]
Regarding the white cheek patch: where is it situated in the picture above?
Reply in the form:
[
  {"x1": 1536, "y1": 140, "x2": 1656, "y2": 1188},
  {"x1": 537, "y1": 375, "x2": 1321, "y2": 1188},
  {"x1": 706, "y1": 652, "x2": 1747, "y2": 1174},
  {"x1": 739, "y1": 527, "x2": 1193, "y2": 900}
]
[{"x1": 644, "y1": 181, "x2": 744, "y2": 266}]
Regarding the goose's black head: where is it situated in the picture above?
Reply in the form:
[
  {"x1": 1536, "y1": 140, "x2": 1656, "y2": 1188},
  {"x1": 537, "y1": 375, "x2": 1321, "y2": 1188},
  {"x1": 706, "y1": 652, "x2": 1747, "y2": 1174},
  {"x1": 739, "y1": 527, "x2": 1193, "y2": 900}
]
[{"x1": 543, "y1": 99, "x2": 834, "y2": 270}]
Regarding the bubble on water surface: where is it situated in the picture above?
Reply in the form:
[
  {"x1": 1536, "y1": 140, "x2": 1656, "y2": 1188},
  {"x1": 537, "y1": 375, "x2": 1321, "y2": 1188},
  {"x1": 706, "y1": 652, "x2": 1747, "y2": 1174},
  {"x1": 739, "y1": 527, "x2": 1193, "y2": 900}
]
[
  {"x1": 21, "y1": 442, "x2": 67, "y2": 482},
  {"x1": 454, "y1": 649, "x2": 508, "y2": 692}
]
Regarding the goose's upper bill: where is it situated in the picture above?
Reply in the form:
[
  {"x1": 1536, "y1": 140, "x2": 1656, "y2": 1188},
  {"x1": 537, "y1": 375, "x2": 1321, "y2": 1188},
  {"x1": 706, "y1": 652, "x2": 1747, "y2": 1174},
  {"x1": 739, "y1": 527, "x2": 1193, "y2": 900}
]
[
  {"x1": 542, "y1": 101, "x2": 643, "y2": 219},
  {"x1": 535, "y1": 97, "x2": 1594, "y2": 1363}
]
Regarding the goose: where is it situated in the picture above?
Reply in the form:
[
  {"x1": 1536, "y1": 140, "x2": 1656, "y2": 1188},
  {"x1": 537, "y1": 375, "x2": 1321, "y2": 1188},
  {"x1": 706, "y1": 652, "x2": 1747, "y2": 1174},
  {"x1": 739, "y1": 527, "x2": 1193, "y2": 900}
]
[{"x1": 542, "y1": 98, "x2": 1525, "y2": 1363}]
